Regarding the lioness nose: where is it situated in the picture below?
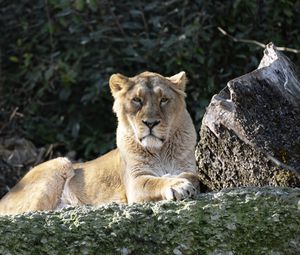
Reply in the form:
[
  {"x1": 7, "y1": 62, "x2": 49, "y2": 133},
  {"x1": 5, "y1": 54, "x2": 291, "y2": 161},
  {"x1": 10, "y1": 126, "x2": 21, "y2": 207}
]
[{"x1": 142, "y1": 120, "x2": 160, "y2": 129}]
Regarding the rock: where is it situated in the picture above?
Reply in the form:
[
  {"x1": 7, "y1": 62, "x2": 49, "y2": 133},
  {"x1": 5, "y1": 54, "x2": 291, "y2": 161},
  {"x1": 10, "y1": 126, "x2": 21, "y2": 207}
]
[
  {"x1": 196, "y1": 43, "x2": 300, "y2": 191},
  {"x1": 0, "y1": 137, "x2": 77, "y2": 198},
  {"x1": 0, "y1": 137, "x2": 43, "y2": 197},
  {"x1": 0, "y1": 187, "x2": 299, "y2": 254}
]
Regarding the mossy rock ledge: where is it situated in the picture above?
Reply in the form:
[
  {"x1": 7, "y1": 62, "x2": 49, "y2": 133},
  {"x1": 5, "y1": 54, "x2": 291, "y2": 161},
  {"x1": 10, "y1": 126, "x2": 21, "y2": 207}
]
[{"x1": 0, "y1": 187, "x2": 299, "y2": 254}]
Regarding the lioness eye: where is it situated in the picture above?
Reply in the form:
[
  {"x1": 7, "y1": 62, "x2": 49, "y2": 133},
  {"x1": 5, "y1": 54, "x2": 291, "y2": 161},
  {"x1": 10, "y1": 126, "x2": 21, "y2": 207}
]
[
  {"x1": 132, "y1": 97, "x2": 142, "y2": 105},
  {"x1": 160, "y1": 97, "x2": 169, "y2": 105}
]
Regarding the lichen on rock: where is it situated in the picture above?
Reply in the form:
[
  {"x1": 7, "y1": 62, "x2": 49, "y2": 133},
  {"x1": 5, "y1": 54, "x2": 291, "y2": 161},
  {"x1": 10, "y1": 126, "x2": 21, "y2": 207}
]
[{"x1": 0, "y1": 187, "x2": 300, "y2": 254}]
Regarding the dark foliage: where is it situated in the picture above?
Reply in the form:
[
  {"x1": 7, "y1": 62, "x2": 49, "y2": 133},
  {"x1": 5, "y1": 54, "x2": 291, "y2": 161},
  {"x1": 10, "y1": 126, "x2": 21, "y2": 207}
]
[{"x1": 1, "y1": 0, "x2": 300, "y2": 159}]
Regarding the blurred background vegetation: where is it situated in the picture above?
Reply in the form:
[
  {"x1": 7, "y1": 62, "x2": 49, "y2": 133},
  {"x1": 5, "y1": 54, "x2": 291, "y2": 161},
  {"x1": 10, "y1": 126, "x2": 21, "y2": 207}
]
[{"x1": 1, "y1": 0, "x2": 300, "y2": 161}]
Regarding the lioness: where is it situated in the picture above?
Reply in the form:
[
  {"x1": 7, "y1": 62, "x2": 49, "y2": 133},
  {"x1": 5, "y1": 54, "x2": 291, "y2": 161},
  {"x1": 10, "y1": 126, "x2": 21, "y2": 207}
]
[{"x1": 0, "y1": 71, "x2": 200, "y2": 215}]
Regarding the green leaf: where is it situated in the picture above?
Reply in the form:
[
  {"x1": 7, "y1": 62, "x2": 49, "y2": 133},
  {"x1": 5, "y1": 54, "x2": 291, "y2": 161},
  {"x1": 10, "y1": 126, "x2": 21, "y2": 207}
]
[
  {"x1": 9, "y1": 56, "x2": 19, "y2": 63},
  {"x1": 45, "y1": 66, "x2": 54, "y2": 81},
  {"x1": 75, "y1": 0, "x2": 85, "y2": 11},
  {"x1": 59, "y1": 88, "x2": 71, "y2": 101},
  {"x1": 87, "y1": 0, "x2": 98, "y2": 12}
]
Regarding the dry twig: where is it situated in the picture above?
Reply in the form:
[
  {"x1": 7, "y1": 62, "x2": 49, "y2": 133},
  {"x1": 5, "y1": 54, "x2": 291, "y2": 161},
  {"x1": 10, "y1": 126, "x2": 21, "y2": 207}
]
[{"x1": 218, "y1": 27, "x2": 300, "y2": 54}]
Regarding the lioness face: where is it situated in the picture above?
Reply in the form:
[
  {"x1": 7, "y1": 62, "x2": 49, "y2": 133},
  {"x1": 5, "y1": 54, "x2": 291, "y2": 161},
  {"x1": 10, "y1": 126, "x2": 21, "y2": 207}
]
[{"x1": 110, "y1": 71, "x2": 187, "y2": 149}]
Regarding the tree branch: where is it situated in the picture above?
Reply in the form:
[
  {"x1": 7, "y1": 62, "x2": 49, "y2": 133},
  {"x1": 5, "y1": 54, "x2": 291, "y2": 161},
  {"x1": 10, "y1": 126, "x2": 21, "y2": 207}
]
[{"x1": 218, "y1": 26, "x2": 300, "y2": 54}]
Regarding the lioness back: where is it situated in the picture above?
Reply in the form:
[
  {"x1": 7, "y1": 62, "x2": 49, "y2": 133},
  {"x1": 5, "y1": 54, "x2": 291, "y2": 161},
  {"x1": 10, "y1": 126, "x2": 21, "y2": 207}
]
[{"x1": 0, "y1": 71, "x2": 200, "y2": 215}]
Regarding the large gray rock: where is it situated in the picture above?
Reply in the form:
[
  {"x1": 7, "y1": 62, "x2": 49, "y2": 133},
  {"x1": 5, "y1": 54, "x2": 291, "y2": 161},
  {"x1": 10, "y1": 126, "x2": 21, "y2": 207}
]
[
  {"x1": 196, "y1": 43, "x2": 300, "y2": 191},
  {"x1": 0, "y1": 187, "x2": 299, "y2": 254}
]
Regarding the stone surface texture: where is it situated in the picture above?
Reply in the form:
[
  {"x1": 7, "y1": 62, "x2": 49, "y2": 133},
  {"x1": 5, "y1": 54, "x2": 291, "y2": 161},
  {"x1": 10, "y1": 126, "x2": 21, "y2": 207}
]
[
  {"x1": 0, "y1": 187, "x2": 299, "y2": 255},
  {"x1": 196, "y1": 43, "x2": 300, "y2": 191}
]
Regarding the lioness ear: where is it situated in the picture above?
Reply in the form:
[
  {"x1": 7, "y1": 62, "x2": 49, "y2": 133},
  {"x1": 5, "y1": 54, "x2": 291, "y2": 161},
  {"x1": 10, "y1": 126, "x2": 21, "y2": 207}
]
[
  {"x1": 109, "y1": 73, "x2": 130, "y2": 97},
  {"x1": 167, "y1": 71, "x2": 187, "y2": 91}
]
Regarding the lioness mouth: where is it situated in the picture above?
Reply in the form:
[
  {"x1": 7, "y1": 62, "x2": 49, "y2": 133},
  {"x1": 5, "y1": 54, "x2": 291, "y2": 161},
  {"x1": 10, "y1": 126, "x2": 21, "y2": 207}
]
[{"x1": 140, "y1": 134, "x2": 165, "y2": 143}]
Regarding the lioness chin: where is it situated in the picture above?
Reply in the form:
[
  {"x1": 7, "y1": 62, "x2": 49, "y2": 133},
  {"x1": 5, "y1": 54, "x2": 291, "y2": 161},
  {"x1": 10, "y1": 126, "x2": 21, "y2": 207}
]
[{"x1": 0, "y1": 71, "x2": 200, "y2": 215}]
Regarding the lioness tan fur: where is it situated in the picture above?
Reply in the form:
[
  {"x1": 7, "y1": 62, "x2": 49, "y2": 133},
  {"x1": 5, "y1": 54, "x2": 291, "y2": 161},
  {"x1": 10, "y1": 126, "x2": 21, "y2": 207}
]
[{"x1": 0, "y1": 71, "x2": 200, "y2": 215}]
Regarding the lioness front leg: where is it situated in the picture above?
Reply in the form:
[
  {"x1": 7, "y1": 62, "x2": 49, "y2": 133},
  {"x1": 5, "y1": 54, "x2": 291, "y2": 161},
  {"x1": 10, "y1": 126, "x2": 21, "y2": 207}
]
[
  {"x1": 177, "y1": 172, "x2": 202, "y2": 191},
  {"x1": 126, "y1": 173, "x2": 199, "y2": 203},
  {"x1": 162, "y1": 176, "x2": 197, "y2": 201}
]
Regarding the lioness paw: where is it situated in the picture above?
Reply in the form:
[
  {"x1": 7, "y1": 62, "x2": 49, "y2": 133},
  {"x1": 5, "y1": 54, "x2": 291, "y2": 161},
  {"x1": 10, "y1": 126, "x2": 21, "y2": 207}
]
[{"x1": 163, "y1": 179, "x2": 196, "y2": 201}]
